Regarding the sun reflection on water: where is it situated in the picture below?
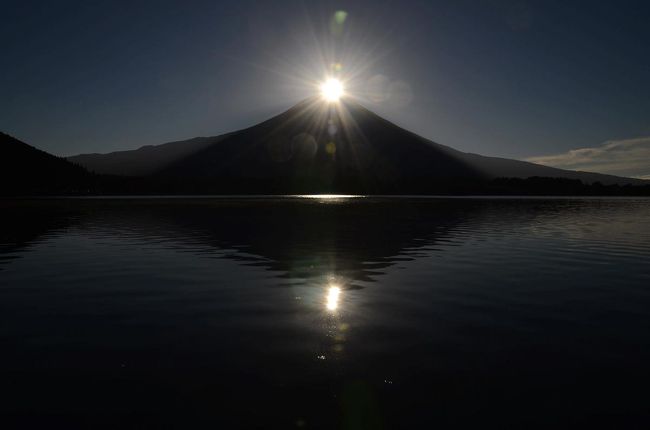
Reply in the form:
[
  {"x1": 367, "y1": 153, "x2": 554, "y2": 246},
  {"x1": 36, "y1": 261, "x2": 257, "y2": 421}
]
[
  {"x1": 296, "y1": 194, "x2": 363, "y2": 199},
  {"x1": 326, "y1": 285, "x2": 341, "y2": 311}
]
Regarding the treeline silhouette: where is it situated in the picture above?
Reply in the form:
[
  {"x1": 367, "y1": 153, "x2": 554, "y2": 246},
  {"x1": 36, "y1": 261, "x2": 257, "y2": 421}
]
[
  {"x1": 18, "y1": 174, "x2": 648, "y2": 196},
  {"x1": 0, "y1": 132, "x2": 91, "y2": 195},
  {"x1": 487, "y1": 177, "x2": 650, "y2": 196}
]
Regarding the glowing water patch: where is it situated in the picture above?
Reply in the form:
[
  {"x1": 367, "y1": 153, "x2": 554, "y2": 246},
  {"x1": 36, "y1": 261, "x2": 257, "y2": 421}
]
[
  {"x1": 296, "y1": 194, "x2": 362, "y2": 199},
  {"x1": 326, "y1": 286, "x2": 341, "y2": 311}
]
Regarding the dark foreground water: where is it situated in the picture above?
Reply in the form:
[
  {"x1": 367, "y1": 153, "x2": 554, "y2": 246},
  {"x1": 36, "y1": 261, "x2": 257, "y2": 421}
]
[{"x1": 1, "y1": 197, "x2": 650, "y2": 429}]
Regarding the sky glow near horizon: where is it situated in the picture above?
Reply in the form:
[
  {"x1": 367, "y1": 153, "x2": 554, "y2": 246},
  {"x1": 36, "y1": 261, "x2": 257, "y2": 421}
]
[{"x1": 1, "y1": 1, "x2": 649, "y2": 178}]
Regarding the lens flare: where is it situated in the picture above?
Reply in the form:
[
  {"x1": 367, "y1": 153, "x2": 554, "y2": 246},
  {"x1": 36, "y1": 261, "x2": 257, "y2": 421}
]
[{"x1": 320, "y1": 78, "x2": 344, "y2": 102}]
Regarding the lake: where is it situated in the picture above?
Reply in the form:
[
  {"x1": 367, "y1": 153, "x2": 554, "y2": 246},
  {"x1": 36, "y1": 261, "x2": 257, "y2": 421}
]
[{"x1": 1, "y1": 197, "x2": 650, "y2": 429}]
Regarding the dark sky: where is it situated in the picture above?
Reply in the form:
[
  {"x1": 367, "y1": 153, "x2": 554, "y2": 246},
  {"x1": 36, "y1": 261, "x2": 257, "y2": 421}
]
[{"x1": 2, "y1": 0, "x2": 649, "y2": 175}]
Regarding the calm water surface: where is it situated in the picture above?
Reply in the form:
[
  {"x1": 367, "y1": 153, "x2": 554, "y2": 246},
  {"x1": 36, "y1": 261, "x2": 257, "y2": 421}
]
[{"x1": 1, "y1": 197, "x2": 650, "y2": 429}]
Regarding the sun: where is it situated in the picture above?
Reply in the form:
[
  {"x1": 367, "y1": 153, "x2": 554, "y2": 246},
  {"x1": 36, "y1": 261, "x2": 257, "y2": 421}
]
[{"x1": 320, "y1": 78, "x2": 344, "y2": 102}]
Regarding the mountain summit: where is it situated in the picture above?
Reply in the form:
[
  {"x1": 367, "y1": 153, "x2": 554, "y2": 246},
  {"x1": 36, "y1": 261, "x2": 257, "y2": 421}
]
[
  {"x1": 153, "y1": 98, "x2": 487, "y2": 194},
  {"x1": 68, "y1": 98, "x2": 643, "y2": 194}
]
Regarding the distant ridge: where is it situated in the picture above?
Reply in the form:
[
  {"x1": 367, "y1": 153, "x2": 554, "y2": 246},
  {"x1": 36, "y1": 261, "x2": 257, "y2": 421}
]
[{"x1": 68, "y1": 135, "x2": 231, "y2": 176}]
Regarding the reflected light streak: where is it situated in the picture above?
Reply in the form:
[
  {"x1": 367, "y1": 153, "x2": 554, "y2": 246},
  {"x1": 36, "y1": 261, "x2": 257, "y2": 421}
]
[
  {"x1": 296, "y1": 194, "x2": 362, "y2": 199},
  {"x1": 326, "y1": 285, "x2": 341, "y2": 311}
]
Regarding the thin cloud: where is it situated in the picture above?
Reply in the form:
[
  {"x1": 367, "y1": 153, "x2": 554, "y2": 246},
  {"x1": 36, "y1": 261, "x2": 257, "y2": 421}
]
[{"x1": 526, "y1": 137, "x2": 650, "y2": 179}]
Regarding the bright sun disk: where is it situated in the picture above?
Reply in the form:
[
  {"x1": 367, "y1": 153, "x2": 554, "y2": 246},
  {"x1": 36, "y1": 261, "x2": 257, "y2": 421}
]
[{"x1": 320, "y1": 78, "x2": 344, "y2": 102}]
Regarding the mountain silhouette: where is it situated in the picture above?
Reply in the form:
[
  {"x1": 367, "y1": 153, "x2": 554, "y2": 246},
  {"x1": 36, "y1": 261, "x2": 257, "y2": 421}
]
[
  {"x1": 67, "y1": 98, "x2": 645, "y2": 193},
  {"x1": 3, "y1": 99, "x2": 647, "y2": 195},
  {"x1": 0, "y1": 132, "x2": 91, "y2": 195}
]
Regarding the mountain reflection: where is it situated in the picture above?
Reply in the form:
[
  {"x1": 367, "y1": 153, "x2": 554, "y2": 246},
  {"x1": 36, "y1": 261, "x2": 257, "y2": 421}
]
[
  {"x1": 2, "y1": 198, "x2": 650, "y2": 428},
  {"x1": 0, "y1": 198, "x2": 479, "y2": 285}
]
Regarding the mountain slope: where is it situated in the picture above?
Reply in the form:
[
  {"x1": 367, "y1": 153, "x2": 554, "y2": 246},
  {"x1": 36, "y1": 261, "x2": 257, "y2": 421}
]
[
  {"x1": 0, "y1": 132, "x2": 91, "y2": 195},
  {"x1": 457, "y1": 152, "x2": 644, "y2": 186},
  {"x1": 68, "y1": 135, "x2": 230, "y2": 176}
]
